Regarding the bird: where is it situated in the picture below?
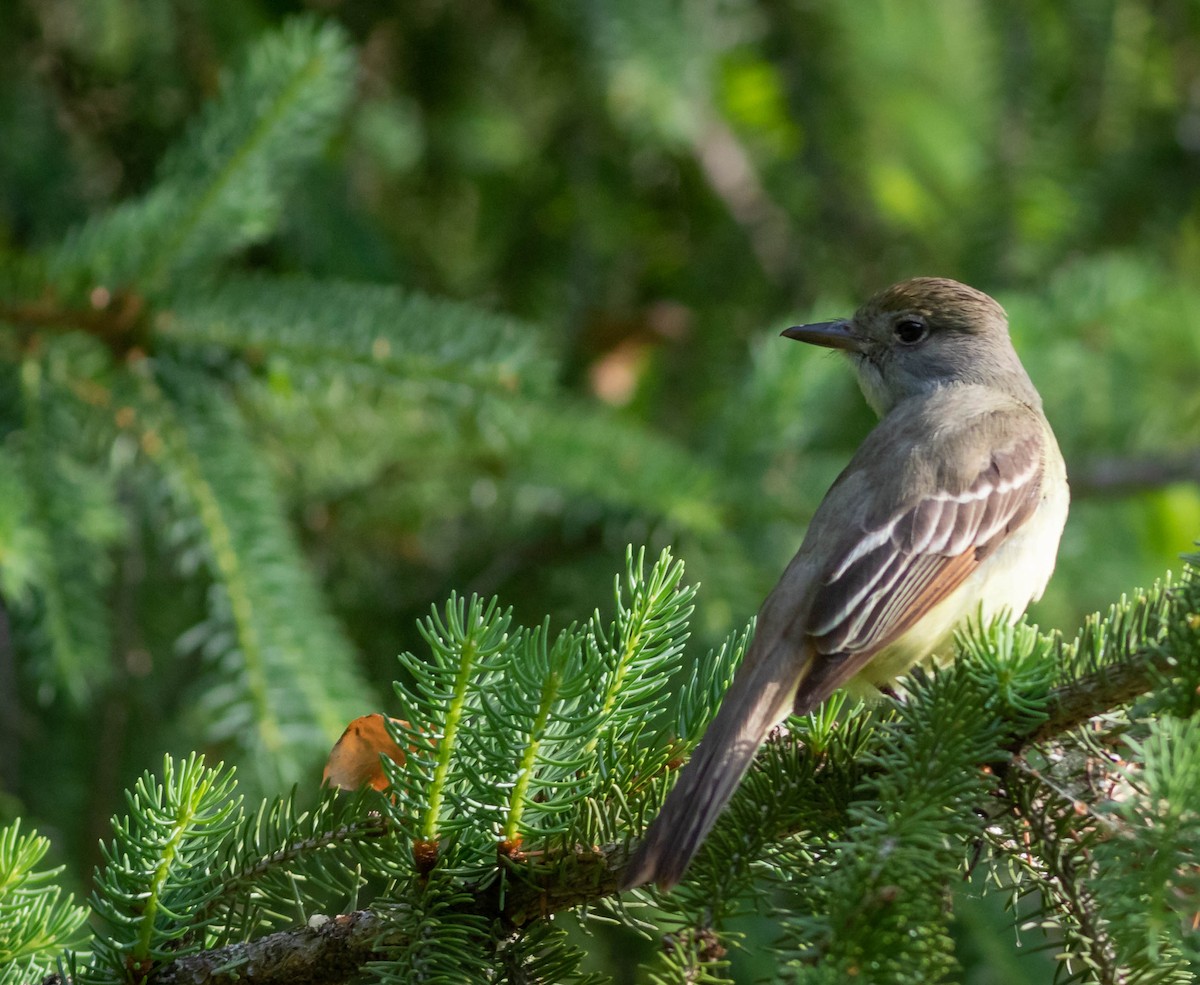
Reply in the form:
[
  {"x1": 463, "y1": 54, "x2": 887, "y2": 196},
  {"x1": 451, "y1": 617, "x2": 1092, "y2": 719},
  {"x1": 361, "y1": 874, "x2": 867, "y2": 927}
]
[{"x1": 622, "y1": 277, "x2": 1069, "y2": 891}]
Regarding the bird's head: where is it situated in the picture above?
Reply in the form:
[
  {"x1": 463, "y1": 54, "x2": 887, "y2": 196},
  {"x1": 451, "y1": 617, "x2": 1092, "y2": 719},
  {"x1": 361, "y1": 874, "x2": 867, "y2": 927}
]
[{"x1": 783, "y1": 278, "x2": 1037, "y2": 416}]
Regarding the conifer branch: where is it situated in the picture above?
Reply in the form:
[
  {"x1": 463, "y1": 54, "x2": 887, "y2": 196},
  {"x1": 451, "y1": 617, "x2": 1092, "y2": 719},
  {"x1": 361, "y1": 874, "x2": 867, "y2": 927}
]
[
  {"x1": 161, "y1": 277, "x2": 555, "y2": 396},
  {"x1": 123, "y1": 363, "x2": 372, "y2": 783},
  {"x1": 0, "y1": 821, "x2": 88, "y2": 984},
  {"x1": 146, "y1": 910, "x2": 378, "y2": 985},
  {"x1": 1002, "y1": 764, "x2": 1118, "y2": 984},
  {"x1": 144, "y1": 847, "x2": 631, "y2": 985},
  {"x1": 48, "y1": 559, "x2": 1199, "y2": 984},
  {"x1": 134, "y1": 582, "x2": 1196, "y2": 985},
  {"x1": 50, "y1": 19, "x2": 355, "y2": 293},
  {"x1": 1024, "y1": 649, "x2": 1171, "y2": 748},
  {"x1": 11, "y1": 351, "x2": 119, "y2": 702}
]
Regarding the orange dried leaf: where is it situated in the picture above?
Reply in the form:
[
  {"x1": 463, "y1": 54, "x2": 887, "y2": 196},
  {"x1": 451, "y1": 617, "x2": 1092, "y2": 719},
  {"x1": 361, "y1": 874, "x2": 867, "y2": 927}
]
[{"x1": 323, "y1": 713, "x2": 409, "y2": 791}]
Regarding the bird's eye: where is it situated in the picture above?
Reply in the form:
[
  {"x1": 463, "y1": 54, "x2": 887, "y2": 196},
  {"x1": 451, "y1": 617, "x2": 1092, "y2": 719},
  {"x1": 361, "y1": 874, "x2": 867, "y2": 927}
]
[{"x1": 893, "y1": 317, "x2": 928, "y2": 345}]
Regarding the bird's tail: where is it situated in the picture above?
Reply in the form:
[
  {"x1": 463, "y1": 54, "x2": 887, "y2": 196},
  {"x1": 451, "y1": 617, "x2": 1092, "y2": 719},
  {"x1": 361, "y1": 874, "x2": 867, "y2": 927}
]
[{"x1": 621, "y1": 642, "x2": 812, "y2": 890}]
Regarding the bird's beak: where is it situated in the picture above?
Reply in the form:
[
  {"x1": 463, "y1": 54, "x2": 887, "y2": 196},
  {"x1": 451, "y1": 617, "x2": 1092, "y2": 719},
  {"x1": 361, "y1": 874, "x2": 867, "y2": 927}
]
[{"x1": 781, "y1": 319, "x2": 863, "y2": 353}]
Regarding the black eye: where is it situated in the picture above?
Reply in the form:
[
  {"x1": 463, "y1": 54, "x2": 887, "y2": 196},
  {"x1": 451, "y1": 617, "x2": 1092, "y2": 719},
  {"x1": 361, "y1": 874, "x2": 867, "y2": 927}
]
[{"x1": 894, "y1": 317, "x2": 928, "y2": 344}]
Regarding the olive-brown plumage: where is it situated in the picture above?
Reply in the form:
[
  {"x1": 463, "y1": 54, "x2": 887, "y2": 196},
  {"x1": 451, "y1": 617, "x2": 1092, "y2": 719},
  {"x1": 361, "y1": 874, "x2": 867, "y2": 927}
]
[{"x1": 622, "y1": 278, "x2": 1069, "y2": 891}]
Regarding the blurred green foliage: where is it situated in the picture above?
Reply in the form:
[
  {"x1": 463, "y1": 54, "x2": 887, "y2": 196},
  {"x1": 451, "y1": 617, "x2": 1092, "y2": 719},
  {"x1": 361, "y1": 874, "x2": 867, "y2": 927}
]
[{"x1": 0, "y1": 1, "x2": 1199, "y2": 982}]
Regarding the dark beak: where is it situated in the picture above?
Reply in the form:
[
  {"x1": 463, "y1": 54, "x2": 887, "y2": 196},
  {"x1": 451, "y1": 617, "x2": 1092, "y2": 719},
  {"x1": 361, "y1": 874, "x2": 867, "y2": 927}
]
[{"x1": 781, "y1": 319, "x2": 862, "y2": 352}]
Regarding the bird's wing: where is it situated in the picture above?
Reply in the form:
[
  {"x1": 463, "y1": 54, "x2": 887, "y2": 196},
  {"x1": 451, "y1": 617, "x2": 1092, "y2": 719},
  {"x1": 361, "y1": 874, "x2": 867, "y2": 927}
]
[{"x1": 806, "y1": 424, "x2": 1045, "y2": 661}]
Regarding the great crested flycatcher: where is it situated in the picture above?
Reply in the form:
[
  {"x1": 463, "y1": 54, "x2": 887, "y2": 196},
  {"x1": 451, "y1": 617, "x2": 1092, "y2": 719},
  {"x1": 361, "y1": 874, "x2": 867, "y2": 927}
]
[{"x1": 622, "y1": 277, "x2": 1070, "y2": 891}]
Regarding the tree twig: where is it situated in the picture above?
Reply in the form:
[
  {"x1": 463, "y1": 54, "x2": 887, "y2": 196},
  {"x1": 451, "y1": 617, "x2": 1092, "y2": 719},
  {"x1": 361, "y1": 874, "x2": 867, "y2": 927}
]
[
  {"x1": 150, "y1": 910, "x2": 379, "y2": 985},
  {"x1": 1023, "y1": 648, "x2": 1171, "y2": 749},
  {"x1": 141, "y1": 846, "x2": 629, "y2": 985},
  {"x1": 1070, "y1": 450, "x2": 1200, "y2": 498}
]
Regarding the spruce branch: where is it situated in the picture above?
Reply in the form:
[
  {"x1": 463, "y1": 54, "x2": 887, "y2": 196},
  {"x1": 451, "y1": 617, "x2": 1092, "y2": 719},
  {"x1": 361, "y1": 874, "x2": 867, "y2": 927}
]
[
  {"x1": 148, "y1": 892, "x2": 607, "y2": 985},
  {"x1": 85, "y1": 755, "x2": 242, "y2": 985},
  {"x1": 57, "y1": 556, "x2": 1200, "y2": 985},
  {"x1": 381, "y1": 594, "x2": 515, "y2": 865},
  {"x1": 483, "y1": 621, "x2": 594, "y2": 848},
  {"x1": 51, "y1": 18, "x2": 355, "y2": 294},
  {"x1": 123, "y1": 361, "x2": 372, "y2": 785},
  {"x1": 1024, "y1": 650, "x2": 1171, "y2": 748},
  {"x1": 774, "y1": 668, "x2": 1008, "y2": 981},
  {"x1": 642, "y1": 925, "x2": 732, "y2": 985},
  {"x1": 998, "y1": 762, "x2": 1121, "y2": 985},
  {"x1": 519, "y1": 409, "x2": 725, "y2": 536},
  {"x1": 142, "y1": 848, "x2": 632, "y2": 985},
  {"x1": 146, "y1": 909, "x2": 379, "y2": 985},
  {"x1": 9, "y1": 349, "x2": 122, "y2": 702},
  {"x1": 123, "y1": 606, "x2": 1184, "y2": 985},
  {"x1": 1077, "y1": 713, "x2": 1200, "y2": 978},
  {"x1": 416, "y1": 598, "x2": 512, "y2": 846},
  {"x1": 198, "y1": 790, "x2": 392, "y2": 946},
  {"x1": 1025, "y1": 567, "x2": 1195, "y2": 747},
  {"x1": 584, "y1": 546, "x2": 698, "y2": 775},
  {"x1": 0, "y1": 821, "x2": 88, "y2": 985},
  {"x1": 159, "y1": 277, "x2": 556, "y2": 397}
]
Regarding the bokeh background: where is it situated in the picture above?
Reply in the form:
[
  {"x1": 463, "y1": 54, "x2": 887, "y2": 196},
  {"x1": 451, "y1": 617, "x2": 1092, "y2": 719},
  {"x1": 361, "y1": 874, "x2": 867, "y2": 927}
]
[{"x1": 2, "y1": 1, "x2": 1200, "y2": 982}]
